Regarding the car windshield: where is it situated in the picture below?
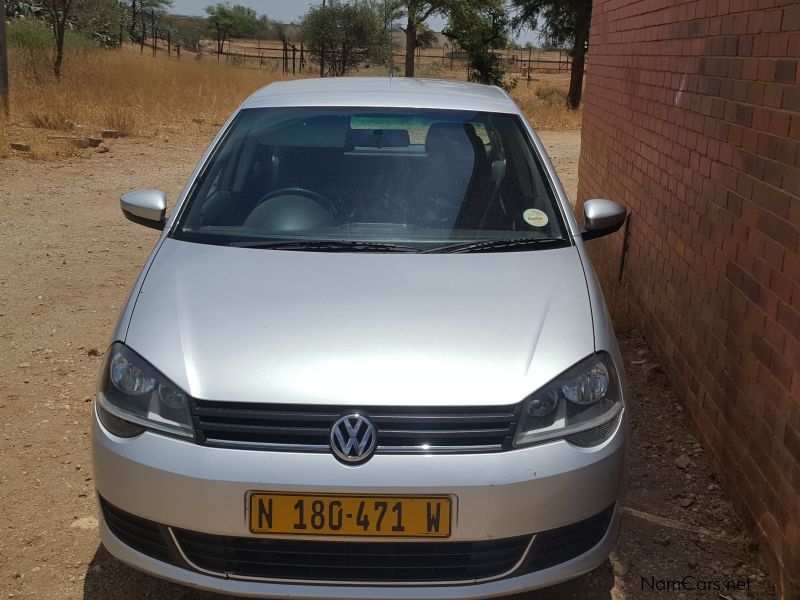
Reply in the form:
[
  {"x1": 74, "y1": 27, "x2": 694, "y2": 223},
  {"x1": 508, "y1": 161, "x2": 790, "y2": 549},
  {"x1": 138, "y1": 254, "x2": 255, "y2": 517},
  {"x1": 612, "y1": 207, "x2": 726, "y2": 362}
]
[{"x1": 172, "y1": 107, "x2": 570, "y2": 252}]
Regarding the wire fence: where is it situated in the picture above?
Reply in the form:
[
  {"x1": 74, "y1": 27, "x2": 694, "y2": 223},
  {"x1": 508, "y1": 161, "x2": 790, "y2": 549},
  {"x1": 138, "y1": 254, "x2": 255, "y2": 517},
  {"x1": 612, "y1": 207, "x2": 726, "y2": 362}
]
[{"x1": 143, "y1": 35, "x2": 574, "y2": 78}]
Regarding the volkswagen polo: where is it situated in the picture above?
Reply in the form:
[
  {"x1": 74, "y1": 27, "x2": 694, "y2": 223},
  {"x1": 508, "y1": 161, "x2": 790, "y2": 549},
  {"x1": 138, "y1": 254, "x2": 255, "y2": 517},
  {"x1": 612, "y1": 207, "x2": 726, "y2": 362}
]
[{"x1": 93, "y1": 77, "x2": 628, "y2": 598}]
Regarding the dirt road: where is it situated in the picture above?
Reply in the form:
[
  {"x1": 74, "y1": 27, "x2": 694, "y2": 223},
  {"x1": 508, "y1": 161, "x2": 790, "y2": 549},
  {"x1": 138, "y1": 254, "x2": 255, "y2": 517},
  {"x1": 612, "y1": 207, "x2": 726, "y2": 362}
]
[{"x1": 0, "y1": 130, "x2": 774, "y2": 599}]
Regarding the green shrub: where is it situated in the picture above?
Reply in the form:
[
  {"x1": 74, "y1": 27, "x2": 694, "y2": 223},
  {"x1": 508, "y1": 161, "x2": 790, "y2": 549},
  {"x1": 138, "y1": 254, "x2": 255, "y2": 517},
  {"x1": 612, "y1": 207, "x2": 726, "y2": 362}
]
[{"x1": 7, "y1": 20, "x2": 97, "y2": 52}]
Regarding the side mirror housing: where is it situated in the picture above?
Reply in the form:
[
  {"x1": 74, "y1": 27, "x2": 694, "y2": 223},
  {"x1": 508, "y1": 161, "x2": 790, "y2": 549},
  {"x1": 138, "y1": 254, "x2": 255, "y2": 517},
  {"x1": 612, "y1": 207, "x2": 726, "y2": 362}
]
[
  {"x1": 120, "y1": 189, "x2": 167, "y2": 230},
  {"x1": 581, "y1": 199, "x2": 627, "y2": 241}
]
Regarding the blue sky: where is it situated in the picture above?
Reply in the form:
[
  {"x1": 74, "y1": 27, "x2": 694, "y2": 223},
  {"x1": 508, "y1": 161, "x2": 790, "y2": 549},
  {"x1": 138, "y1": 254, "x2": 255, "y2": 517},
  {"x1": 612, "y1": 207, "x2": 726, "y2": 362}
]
[
  {"x1": 167, "y1": 0, "x2": 538, "y2": 43},
  {"x1": 169, "y1": 0, "x2": 317, "y2": 22}
]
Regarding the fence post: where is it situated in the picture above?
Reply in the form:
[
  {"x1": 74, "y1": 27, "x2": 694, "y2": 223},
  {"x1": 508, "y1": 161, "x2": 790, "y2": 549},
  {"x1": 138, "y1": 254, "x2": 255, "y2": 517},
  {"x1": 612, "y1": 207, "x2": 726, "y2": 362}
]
[
  {"x1": 259, "y1": 54, "x2": 263, "y2": 69},
  {"x1": 167, "y1": 29, "x2": 171, "y2": 58},
  {"x1": 176, "y1": 44, "x2": 181, "y2": 59},
  {"x1": 300, "y1": 42, "x2": 305, "y2": 72},
  {"x1": 151, "y1": 10, "x2": 156, "y2": 56},
  {"x1": 282, "y1": 36, "x2": 288, "y2": 75},
  {"x1": 139, "y1": 11, "x2": 145, "y2": 54},
  {"x1": 292, "y1": 45, "x2": 296, "y2": 75},
  {"x1": 527, "y1": 46, "x2": 532, "y2": 86},
  {"x1": 319, "y1": 0, "x2": 325, "y2": 77}
]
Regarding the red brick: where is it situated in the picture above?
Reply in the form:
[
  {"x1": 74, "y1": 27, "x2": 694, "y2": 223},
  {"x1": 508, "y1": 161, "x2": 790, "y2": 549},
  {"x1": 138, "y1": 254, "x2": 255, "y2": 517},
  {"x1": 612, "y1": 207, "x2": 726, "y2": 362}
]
[
  {"x1": 783, "y1": 4, "x2": 800, "y2": 32},
  {"x1": 762, "y1": 9, "x2": 784, "y2": 33},
  {"x1": 769, "y1": 32, "x2": 791, "y2": 55},
  {"x1": 775, "y1": 58, "x2": 798, "y2": 83},
  {"x1": 763, "y1": 84, "x2": 784, "y2": 108},
  {"x1": 769, "y1": 110, "x2": 791, "y2": 136},
  {"x1": 580, "y1": 0, "x2": 800, "y2": 592},
  {"x1": 789, "y1": 32, "x2": 800, "y2": 56},
  {"x1": 783, "y1": 86, "x2": 800, "y2": 111},
  {"x1": 758, "y1": 210, "x2": 799, "y2": 251},
  {"x1": 777, "y1": 302, "x2": 800, "y2": 339}
]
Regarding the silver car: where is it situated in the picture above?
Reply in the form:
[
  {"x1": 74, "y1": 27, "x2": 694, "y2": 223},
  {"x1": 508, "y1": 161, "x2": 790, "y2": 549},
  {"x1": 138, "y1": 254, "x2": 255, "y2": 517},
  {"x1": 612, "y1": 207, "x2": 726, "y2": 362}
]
[{"x1": 93, "y1": 77, "x2": 628, "y2": 599}]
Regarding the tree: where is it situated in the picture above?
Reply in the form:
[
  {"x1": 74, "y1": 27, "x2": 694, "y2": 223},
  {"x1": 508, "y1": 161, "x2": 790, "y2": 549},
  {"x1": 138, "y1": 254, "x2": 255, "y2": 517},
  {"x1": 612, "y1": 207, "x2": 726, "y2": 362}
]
[
  {"x1": 126, "y1": 0, "x2": 170, "y2": 52},
  {"x1": 205, "y1": 2, "x2": 258, "y2": 57},
  {"x1": 253, "y1": 14, "x2": 271, "y2": 40},
  {"x1": 511, "y1": 0, "x2": 591, "y2": 109},
  {"x1": 7, "y1": 0, "x2": 44, "y2": 19},
  {"x1": 301, "y1": 1, "x2": 386, "y2": 77},
  {"x1": 128, "y1": 0, "x2": 169, "y2": 42},
  {"x1": 414, "y1": 21, "x2": 437, "y2": 48},
  {"x1": 444, "y1": 1, "x2": 514, "y2": 90},
  {"x1": 128, "y1": 0, "x2": 140, "y2": 39},
  {"x1": 391, "y1": 1, "x2": 449, "y2": 78},
  {"x1": 393, "y1": 0, "x2": 504, "y2": 78},
  {"x1": 162, "y1": 14, "x2": 205, "y2": 51},
  {"x1": 42, "y1": 0, "x2": 74, "y2": 77},
  {"x1": 72, "y1": 0, "x2": 130, "y2": 47},
  {"x1": 271, "y1": 20, "x2": 285, "y2": 40},
  {"x1": 1, "y1": 0, "x2": 8, "y2": 115}
]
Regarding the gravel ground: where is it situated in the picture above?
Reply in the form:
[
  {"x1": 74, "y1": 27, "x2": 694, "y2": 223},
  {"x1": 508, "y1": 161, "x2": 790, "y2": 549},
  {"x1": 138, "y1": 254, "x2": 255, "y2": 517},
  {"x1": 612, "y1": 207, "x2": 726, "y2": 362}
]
[{"x1": 0, "y1": 130, "x2": 776, "y2": 599}]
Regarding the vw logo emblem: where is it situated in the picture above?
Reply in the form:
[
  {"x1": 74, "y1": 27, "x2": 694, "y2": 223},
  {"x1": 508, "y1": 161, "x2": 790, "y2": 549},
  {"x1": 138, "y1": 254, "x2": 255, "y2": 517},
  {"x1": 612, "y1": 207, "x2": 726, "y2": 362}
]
[{"x1": 330, "y1": 414, "x2": 377, "y2": 464}]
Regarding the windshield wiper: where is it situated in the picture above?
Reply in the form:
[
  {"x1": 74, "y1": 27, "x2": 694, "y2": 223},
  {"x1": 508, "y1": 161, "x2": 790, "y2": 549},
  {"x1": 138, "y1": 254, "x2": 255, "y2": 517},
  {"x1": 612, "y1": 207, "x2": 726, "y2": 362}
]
[
  {"x1": 230, "y1": 239, "x2": 420, "y2": 253},
  {"x1": 422, "y1": 238, "x2": 568, "y2": 254}
]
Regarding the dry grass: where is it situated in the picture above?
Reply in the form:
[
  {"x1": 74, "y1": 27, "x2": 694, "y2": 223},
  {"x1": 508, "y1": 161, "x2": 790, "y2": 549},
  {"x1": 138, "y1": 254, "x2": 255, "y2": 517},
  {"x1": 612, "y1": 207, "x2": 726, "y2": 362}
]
[
  {"x1": 7, "y1": 46, "x2": 291, "y2": 141},
  {"x1": 3, "y1": 44, "x2": 579, "y2": 158},
  {"x1": 0, "y1": 116, "x2": 8, "y2": 159},
  {"x1": 28, "y1": 109, "x2": 76, "y2": 131},
  {"x1": 6, "y1": 46, "x2": 580, "y2": 134},
  {"x1": 512, "y1": 84, "x2": 582, "y2": 130},
  {"x1": 101, "y1": 107, "x2": 137, "y2": 138},
  {"x1": 2, "y1": 127, "x2": 85, "y2": 159}
]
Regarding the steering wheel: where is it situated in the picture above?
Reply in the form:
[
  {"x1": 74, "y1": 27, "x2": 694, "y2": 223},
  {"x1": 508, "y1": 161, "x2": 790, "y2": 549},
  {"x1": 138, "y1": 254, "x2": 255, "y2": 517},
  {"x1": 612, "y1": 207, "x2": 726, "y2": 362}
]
[{"x1": 255, "y1": 187, "x2": 338, "y2": 218}]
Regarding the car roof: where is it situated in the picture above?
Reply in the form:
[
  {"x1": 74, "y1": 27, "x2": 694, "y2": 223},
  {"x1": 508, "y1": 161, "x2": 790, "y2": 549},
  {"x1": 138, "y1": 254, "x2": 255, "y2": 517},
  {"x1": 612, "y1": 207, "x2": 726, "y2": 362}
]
[{"x1": 242, "y1": 77, "x2": 520, "y2": 114}]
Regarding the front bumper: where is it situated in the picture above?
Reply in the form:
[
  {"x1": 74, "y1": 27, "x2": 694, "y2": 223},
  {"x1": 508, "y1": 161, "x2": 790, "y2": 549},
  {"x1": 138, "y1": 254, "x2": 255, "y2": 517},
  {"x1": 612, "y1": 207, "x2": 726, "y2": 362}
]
[{"x1": 92, "y1": 404, "x2": 625, "y2": 598}]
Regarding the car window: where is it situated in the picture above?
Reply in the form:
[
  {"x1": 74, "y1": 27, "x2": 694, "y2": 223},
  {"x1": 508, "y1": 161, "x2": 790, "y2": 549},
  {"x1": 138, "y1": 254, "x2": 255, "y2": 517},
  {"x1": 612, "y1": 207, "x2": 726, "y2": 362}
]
[{"x1": 173, "y1": 107, "x2": 569, "y2": 250}]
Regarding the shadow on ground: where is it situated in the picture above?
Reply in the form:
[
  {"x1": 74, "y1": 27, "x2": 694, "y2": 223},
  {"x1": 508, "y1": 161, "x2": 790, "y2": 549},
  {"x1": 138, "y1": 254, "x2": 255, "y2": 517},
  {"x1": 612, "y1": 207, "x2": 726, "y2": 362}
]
[{"x1": 82, "y1": 544, "x2": 614, "y2": 600}]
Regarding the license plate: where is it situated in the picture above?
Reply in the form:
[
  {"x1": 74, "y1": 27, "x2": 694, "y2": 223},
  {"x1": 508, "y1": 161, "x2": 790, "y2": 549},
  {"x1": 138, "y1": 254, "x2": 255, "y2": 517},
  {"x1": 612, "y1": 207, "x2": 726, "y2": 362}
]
[{"x1": 248, "y1": 493, "x2": 452, "y2": 538}]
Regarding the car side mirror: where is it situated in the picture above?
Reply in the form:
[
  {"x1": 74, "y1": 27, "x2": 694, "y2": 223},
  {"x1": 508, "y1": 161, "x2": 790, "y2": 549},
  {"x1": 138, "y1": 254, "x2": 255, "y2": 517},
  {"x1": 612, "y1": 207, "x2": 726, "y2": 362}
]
[
  {"x1": 581, "y1": 199, "x2": 627, "y2": 241},
  {"x1": 120, "y1": 189, "x2": 167, "y2": 230}
]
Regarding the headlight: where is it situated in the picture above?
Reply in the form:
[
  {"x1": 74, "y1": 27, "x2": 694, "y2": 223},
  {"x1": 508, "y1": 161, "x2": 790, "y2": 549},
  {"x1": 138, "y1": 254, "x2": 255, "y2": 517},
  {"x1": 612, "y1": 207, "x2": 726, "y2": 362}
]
[
  {"x1": 514, "y1": 353, "x2": 622, "y2": 447},
  {"x1": 96, "y1": 342, "x2": 194, "y2": 439}
]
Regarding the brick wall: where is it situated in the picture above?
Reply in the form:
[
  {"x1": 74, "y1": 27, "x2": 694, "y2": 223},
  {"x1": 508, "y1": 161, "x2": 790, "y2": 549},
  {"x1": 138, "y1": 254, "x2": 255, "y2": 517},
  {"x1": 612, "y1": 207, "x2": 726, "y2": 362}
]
[{"x1": 577, "y1": 0, "x2": 800, "y2": 596}]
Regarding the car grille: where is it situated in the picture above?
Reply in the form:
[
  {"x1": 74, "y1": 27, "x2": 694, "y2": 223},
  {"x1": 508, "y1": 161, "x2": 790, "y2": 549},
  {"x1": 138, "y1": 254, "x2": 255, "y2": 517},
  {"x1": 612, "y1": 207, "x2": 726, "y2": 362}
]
[
  {"x1": 172, "y1": 530, "x2": 532, "y2": 583},
  {"x1": 100, "y1": 498, "x2": 615, "y2": 584},
  {"x1": 192, "y1": 400, "x2": 520, "y2": 454}
]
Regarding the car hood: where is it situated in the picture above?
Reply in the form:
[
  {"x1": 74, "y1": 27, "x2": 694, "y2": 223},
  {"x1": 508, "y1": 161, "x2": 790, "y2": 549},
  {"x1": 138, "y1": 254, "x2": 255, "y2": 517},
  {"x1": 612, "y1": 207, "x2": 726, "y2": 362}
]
[{"x1": 124, "y1": 238, "x2": 595, "y2": 407}]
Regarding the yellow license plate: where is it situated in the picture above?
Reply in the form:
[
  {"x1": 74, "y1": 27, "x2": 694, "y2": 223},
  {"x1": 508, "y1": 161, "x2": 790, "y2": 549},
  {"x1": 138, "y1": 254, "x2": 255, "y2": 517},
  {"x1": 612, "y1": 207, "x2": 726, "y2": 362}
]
[{"x1": 248, "y1": 493, "x2": 451, "y2": 538}]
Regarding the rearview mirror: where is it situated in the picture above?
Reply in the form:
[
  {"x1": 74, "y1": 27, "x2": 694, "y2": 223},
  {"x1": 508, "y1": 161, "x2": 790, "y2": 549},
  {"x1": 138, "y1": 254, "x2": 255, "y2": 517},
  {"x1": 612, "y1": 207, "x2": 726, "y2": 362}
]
[
  {"x1": 581, "y1": 199, "x2": 627, "y2": 241},
  {"x1": 120, "y1": 189, "x2": 167, "y2": 230}
]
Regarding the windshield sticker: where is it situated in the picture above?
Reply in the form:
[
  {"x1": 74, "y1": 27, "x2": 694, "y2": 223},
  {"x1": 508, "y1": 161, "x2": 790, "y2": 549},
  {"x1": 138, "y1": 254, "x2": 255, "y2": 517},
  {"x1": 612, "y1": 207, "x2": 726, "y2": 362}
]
[{"x1": 523, "y1": 208, "x2": 549, "y2": 227}]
